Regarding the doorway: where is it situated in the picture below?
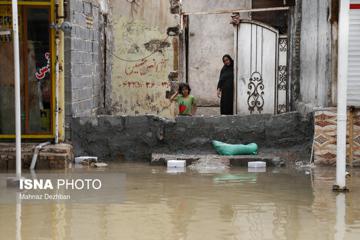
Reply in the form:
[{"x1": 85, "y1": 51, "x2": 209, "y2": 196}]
[
  {"x1": 0, "y1": 3, "x2": 54, "y2": 138},
  {"x1": 182, "y1": 8, "x2": 290, "y2": 116}
]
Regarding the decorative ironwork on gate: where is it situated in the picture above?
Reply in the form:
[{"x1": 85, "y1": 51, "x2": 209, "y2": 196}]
[
  {"x1": 278, "y1": 65, "x2": 287, "y2": 91},
  {"x1": 235, "y1": 21, "x2": 289, "y2": 115},
  {"x1": 279, "y1": 38, "x2": 287, "y2": 52},
  {"x1": 277, "y1": 36, "x2": 288, "y2": 114},
  {"x1": 247, "y1": 72, "x2": 264, "y2": 114}
]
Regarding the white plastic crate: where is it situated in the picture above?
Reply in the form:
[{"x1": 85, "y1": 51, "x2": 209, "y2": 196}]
[
  {"x1": 248, "y1": 161, "x2": 266, "y2": 168},
  {"x1": 167, "y1": 160, "x2": 186, "y2": 168}
]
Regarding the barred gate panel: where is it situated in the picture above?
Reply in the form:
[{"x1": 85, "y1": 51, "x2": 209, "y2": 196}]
[{"x1": 277, "y1": 36, "x2": 288, "y2": 114}]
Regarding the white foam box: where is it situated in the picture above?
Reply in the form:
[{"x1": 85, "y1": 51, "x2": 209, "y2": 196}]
[
  {"x1": 248, "y1": 161, "x2": 266, "y2": 168},
  {"x1": 167, "y1": 160, "x2": 186, "y2": 168}
]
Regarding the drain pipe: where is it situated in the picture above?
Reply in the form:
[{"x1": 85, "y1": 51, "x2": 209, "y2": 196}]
[{"x1": 30, "y1": 142, "x2": 51, "y2": 170}]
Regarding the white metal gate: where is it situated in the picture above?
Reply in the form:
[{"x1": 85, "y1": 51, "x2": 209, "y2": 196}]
[{"x1": 235, "y1": 20, "x2": 279, "y2": 115}]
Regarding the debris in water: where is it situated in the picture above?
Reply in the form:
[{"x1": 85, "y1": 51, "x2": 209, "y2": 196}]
[
  {"x1": 75, "y1": 156, "x2": 98, "y2": 164},
  {"x1": 92, "y1": 162, "x2": 108, "y2": 168},
  {"x1": 295, "y1": 161, "x2": 315, "y2": 169},
  {"x1": 188, "y1": 156, "x2": 229, "y2": 174}
]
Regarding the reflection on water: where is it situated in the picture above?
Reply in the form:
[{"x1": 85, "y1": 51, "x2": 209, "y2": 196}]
[{"x1": 1, "y1": 164, "x2": 360, "y2": 240}]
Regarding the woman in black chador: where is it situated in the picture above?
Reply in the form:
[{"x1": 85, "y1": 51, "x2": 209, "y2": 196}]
[{"x1": 217, "y1": 54, "x2": 234, "y2": 115}]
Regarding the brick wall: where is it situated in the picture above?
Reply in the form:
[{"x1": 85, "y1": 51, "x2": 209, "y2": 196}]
[{"x1": 65, "y1": 0, "x2": 105, "y2": 140}]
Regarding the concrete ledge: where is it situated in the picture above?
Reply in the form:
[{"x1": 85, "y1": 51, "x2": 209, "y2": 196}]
[
  {"x1": 151, "y1": 153, "x2": 284, "y2": 167},
  {"x1": 72, "y1": 112, "x2": 313, "y2": 162}
]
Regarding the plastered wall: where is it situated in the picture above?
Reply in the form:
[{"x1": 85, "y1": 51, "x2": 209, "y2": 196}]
[
  {"x1": 299, "y1": 0, "x2": 332, "y2": 110},
  {"x1": 110, "y1": 0, "x2": 177, "y2": 117}
]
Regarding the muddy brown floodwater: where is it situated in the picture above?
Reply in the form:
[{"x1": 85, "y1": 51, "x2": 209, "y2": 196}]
[{"x1": 1, "y1": 163, "x2": 360, "y2": 240}]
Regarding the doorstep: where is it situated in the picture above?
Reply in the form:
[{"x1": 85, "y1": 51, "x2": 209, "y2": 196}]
[{"x1": 0, "y1": 143, "x2": 73, "y2": 170}]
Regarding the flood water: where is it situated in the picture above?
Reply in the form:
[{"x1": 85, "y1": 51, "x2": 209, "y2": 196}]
[{"x1": 1, "y1": 163, "x2": 360, "y2": 240}]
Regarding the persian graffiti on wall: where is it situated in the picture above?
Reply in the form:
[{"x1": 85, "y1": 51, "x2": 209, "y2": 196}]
[{"x1": 110, "y1": 0, "x2": 176, "y2": 117}]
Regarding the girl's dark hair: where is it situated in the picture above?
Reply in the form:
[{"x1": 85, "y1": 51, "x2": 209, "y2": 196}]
[{"x1": 178, "y1": 82, "x2": 191, "y2": 94}]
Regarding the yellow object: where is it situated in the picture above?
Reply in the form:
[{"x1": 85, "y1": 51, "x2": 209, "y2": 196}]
[{"x1": 0, "y1": 0, "x2": 61, "y2": 140}]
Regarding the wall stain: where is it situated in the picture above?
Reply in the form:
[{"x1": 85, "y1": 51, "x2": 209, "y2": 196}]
[
  {"x1": 127, "y1": 43, "x2": 140, "y2": 54},
  {"x1": 144, "y1": 39, "x2": 170, "y2": 53}
]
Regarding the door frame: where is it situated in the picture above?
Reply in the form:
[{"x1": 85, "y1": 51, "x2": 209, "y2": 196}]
[{"x1": 0, "y1": 0, "x2": 55, "y2": 139}]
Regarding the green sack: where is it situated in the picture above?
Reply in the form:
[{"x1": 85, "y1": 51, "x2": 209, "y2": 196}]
[{"x1": 212, "y1": 140, "x2": 258, "y2": 156}]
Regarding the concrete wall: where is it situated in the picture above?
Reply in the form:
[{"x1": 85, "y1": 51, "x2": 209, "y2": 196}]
[
  {"x1": 72, "y1": 112, "x2": 313, "y2": 161},
  {"x1": 184, "y1": 0, "x2": 251, "y2": 106},
  {"x1": 109, "y1": 0, "x2": 177, "y2": 117},
  {"x1": 298, "y1": 0, "x2": 332, "y2": 112},
  {"x1": 65, "y1": 0, "x2": 107, "y2": 139}
]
